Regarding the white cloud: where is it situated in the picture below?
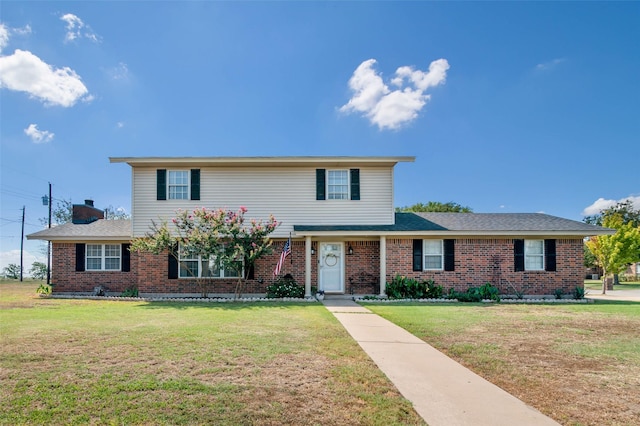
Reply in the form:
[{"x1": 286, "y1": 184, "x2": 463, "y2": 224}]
[
  {"x1": 13, "y1": 24, "x2": 32, "y2": 36},
  {"x1": 0, "y1": 49, "x2": 90, "y2": 107},
  {"x1": 108, "y1": 62, "x2": 130, "y2": 81},
  {"x1": 24, "y1": 124, "x2": 54, "y2": 143},
  {"x1": 535, "y1": 58, "x2": 566, "y2": 71},
  {"x1": 116, "y1": 121, "x2": 125, "y2": 129},
  {"x1": 582, "y1": 195, "x2": 640, "y2": 216},
  {"x1": 0, "y1": 249, "x2": 46, "y2": 276},
  {"x1": 340, "y1": 58, "x2": 449, "y2": 130},
  {"x1": 60, "y1": 13, "x2": 100, "y2": 43},
  {"x1": 0, "y1": 23, "x2": 9, "y2": 54},
  {"x1": 0, "y1": 23, "x2": 32, "y2": 54}
]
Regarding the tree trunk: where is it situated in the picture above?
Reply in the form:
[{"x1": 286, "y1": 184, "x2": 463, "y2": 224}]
[
  {"x1": 601, "y1": 269, "x2": 607, "y2": 295},
  {"x1": 234, "y1": 277, "x2": 244, "y2": 299}
]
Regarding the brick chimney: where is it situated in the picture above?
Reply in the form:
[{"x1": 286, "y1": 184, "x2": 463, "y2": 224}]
[{"x1": 72, "y1": 199, "x2": 104, "y2": 224}]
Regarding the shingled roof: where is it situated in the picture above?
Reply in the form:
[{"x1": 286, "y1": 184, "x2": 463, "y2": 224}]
[
  {"x1": 413, "y1": 212, "x2": 611, "y2": 233},
  {"x1": 293, "y1": 212, "x2": 613, "y2": 237},
  {"x1": 27, "y1": 220, "x2": 132, "y2": 241}
]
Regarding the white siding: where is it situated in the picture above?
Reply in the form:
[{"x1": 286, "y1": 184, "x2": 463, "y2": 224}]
[{"x1": 131, "y1": 166, "x2": 394, "y2": 237}]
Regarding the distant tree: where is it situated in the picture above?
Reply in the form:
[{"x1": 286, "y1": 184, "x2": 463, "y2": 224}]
[
  {"x1": 104, "y1": 205, "x2": 131, "y2": 220},
  {"x1": 396, "y1": 201, "x2": 473, "y2": 213},
  {"x1": 583, "y1": 245, "x2": 597, "y2": 269},
  {"x1": 2, "y1": 264, "x2": 21, "y2": 279},
  {"x1": 585, "y1": 215, "x2": 640, "y2": 294},
  {"x1": 40, "y1": 199, "x2": 72, "y2": 226},
  {"x1": 584, "y1": 200, "x2": 640, "y2": 228},
  {"x1": 29, "y1": 262, "x2": 48, "y2": 280},
  {"x1": 131, "y1": 207, "x2": 279, "y2": 298},
  {"x1": 41, "y1": 200, "x2": 130, "y2": 225}
]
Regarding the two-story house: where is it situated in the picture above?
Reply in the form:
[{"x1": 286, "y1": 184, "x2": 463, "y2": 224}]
[{"x1": 28, "y1": 156, "x2": 613, "y2": 297}]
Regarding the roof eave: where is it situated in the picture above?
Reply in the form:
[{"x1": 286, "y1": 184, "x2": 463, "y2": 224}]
[
  {"x1": 109, "y1": 156, "x2": 416, "y2": 168},
  {"x1": 293, "y1": 230, "x2": 615, "y2": 237},
  {"x1": 27, "y1": 235, "x2": 131, "y2": 242}
]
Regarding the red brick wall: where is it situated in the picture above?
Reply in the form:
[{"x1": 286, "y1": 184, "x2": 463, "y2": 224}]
[
  {"x1": 51, "y1": 243, "x2": 137, "y2": 293},
  {"x1": 385, "y1": 238, "x2": 584, "y2": 295},
  {"x1": 51, "y1": 238, "x2": 585, "y2": 296}
]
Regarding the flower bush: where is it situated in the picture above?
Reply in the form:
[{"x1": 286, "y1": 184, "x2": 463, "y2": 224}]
[{"x1": 266, "y1": 274, "x2": 305, "y2": 298}]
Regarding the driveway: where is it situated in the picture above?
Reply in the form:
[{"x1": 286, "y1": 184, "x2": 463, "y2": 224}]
[{"x1": 585, "y1": 288, "x2": 640, "y2": 302}]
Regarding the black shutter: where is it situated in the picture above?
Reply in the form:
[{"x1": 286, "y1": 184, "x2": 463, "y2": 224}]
[
  {"x1": 168, "y1": 244, "x2": 178, "y2": 279},
  {"x1": 245, "y1": 261, "x2": 255, "y2": 280},
  {"x1": 350, "y1": 169, "x2": 360, "y2": 201},
  {"x1": 122, "y1": 243, "x2": 131, "y2": 272},
  {"x1": 545, "y1": 239, "x2": 557, "y2": 272},
  {"x1": 514, "y1": 239, "x2": 525, "y2": 272},
  {"x1": 157, "y1": 169, "x2": 167, "y2": 200},
  {"x1": 444, "y1": 239, "x2": 455, "y2": 271},
  {"x1": 413, "y1": 239, "x2": 423, "y2": 271},
  {"x1": 190, "y1": 169, "x2": 200, "y2": 201},
  {"x1": 316, "y1": 169, "x2": 326, "y2": 200},
  {"x1": 75, "y1": 243, "x2": 85, "y2": 272}
]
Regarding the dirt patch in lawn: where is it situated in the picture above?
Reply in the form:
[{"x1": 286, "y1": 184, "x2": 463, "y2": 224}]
[{"x1": 433, "y1": 307, "x2": 640, "y2": 426}]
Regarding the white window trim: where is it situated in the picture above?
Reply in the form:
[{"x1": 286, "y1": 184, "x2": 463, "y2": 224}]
[
  {"x1": 423, "y1": 239, "x2": 444, "y2": 271},
  {"x1": 327, "y1": 169, "x2": 350, "y2": 200},
  {"x1": 86, "y1": 244, "x2": 121, "y2": 271},
  {"x1": 524, "y1": 239, "x2": 545, "y2": 271},
  {"x1": 168, "y1": 170, "x2": 190, "y2": 200}
]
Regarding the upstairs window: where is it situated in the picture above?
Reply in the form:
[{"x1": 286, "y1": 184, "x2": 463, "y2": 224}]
[
  {"x1": 327, "y1": 170, "x2": 349, "y2": 200},
  {"x1": 168, "y1": 170, "x2": 189, "y2": 199},
  {"x1": 316, "y1": 169, "x2": 360, "y2": 201},
  {"x1": 157, "y1": 169, "x2": 200, "y2": 201}
]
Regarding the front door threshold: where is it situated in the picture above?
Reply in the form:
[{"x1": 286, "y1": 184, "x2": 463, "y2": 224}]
[{"x1": 323, "y1": 294, "x2": 353, "y2": 300}]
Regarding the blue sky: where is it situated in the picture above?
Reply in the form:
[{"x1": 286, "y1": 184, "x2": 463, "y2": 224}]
[{"x1": 1, "y1": 1, "x2": 639, "y2": 272}]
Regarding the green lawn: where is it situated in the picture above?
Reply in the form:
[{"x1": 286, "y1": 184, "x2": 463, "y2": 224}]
[
  {"x1": 0, "y1": 281, "x2": 423, "y2": 425},
  {"x1": 366, "y1": 301, "x2": 640, "y2": 426}
]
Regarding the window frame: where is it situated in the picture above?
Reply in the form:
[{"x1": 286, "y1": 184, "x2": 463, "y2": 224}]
[
  {"x1": 524, "y1": 239, "x2": 545, "y2": 271},
  {"x1": 168, "y1": 170, "x2": 189, "y2": 200},
  {"x1": 177, "y1": 246, "x2": 242, "y2": 279},
  {"x1": 422, "y1": 239, "x2": 444, "y2": 271},
  {"x1": 85, "y1": 244, "x2": 121, "y2": 271},
  {"x1": 327, "y1": 169, "x2": 349, "y2": 200}
]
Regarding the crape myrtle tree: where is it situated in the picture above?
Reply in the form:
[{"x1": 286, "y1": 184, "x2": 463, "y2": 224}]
[
  {"x1": 584, "y1": 200, "x2": 640, "y2": 294},
  {"x1": 131, "y1": 207, "x2": 279, "y2": 298}
]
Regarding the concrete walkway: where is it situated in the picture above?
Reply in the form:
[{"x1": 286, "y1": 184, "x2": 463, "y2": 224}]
[{"x1": 323, "y1": 299, "x2": 559, "y2": 426}]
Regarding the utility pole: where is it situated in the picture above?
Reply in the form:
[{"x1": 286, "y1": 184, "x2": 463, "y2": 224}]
[
  {"x1": 47, "y1": 182, "x2": 52, "y2": 285},
  {"x1": 42, "y1": 183, "x2": 52, "y2": 285},
  {"x1": 20, "y1": 206, "x2": 25, "y2": 282}
]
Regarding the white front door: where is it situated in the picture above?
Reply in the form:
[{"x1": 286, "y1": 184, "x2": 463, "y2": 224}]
[{"x1": 319, "y1": 242, "x2": 344, "y2": 293}]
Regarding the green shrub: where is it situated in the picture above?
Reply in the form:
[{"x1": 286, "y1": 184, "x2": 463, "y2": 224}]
[
  {"x1": 478, "y1": 282, "x2": 500, "y2": 301},
  {"x1": 36, "y1": 284, "x2": 51, "y2": 295},
  {"x1": 447, "y1": 283, "x2": 500, "y2": 302},
  {"x1": 121, "y1": 286, "x2": 139, "y2": 297},
  {"x1": 573, "y1": 286, "x2": 585, "y2": 300},
  {"x1": 554, "y1": 288, "x2": 564, "y2": 299},
  {"x1": 385, "y1": 275, "x2": 444, "y2": 299},
  {"x1": 266, "y1": 275, "x2": 304, "y2": 298}
]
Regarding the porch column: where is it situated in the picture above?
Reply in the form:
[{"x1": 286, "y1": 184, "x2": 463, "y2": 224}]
[
  {"x1": 305, "y1": 236, "x2": 312, "y2": 297},
  {"x1": 379, "y1": 235, "x2": 386, "y2": 296}
]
